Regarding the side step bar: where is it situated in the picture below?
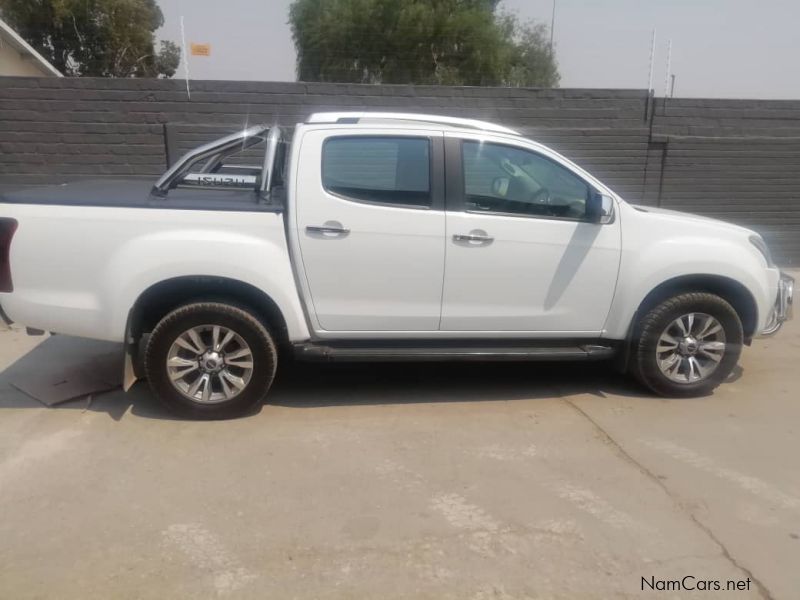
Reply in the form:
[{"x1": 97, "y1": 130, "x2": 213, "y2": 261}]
[{"x1": 293, "y1": 343, "x2": 616, "y2": 362}]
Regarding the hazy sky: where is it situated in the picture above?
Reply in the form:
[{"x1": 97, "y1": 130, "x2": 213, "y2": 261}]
[{"x1": 156, "y1": 0, "x2": 800, "y2": 99}]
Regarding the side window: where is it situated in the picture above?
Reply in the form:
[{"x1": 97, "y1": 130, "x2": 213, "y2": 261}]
[
  {"x1": 322, "y1": 137, "x2": 431, "y2": 207},
  {"x1": 462, "y1": 141, "x2": 591, "y2": 220}
]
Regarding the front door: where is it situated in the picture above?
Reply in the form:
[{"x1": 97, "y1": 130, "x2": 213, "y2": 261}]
[
  {"x1": 441, "y1": 137, "x2": 621, "y2": 334},
  {"x1": 295, "y1": 129, "x2": 445, "y2": 332}
]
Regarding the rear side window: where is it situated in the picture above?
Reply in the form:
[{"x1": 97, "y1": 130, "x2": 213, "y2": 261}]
[{"x1": 322, "y1": 137, "x2": 431, "y2": 207}]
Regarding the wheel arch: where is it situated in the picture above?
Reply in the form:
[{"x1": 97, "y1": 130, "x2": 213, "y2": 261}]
[
  {"x1": 613, "y1": 273, "x2": 757, "y2": 376},
  {"x1": 127, "y1": 275, "x2": 290, "y2": 349},
  {"x1": 635, "y1": 274, "x2": 758, "y2": 342}
]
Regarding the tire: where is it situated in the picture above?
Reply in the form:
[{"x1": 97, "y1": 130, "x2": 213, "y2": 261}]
[
  {"x1": 144, "y1": 302, "x2": 277, "y2": 419},
  {"x1": 631, "y1": 292, "x2": 743, "y2": 397}
]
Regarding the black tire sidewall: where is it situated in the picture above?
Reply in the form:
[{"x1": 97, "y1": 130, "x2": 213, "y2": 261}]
[
  {"x1": 635, "y1": 293, "x2": 743, "y2": 397},
  {"x1": 145, "y1": 303, "x2": 277, "y2": 419}
]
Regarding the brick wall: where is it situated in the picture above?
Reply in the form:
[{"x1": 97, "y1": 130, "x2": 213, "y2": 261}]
[{"x1": 0, "y1": 77, "x2": 798, "y2": 264}]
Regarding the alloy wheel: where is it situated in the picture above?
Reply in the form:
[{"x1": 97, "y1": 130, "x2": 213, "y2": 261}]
[
  {"x1": 166, "y1": 324, "x2": 254, "y2": 403},
  {"x1": 656, "y1": 312, "x2": 726, "y2": 383}
]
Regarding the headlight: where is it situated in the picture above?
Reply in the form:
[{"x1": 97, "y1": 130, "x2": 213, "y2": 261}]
[{"x1": 749, "y1": 235, "x2": 775, "y2": 267}]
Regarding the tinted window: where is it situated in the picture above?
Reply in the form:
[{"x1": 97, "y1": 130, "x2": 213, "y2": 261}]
[
  {"x1": 462, "y1": 141, "x2": 590, "y2": 220},
  {"x1": 323, "y1": 137, "x2": 431, "y2": 207}
]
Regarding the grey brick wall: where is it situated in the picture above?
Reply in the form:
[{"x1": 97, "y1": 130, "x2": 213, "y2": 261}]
[
  {"x1": 645, "y1": 97, "x2": 800, "y2": 266},
  {"x1": 0, "y1": 77, "x2": 798, "y2": 264}
]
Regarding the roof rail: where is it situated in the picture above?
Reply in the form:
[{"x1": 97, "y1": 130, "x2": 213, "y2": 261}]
[{"x1": 306, "y1": 112, "x2": 520, "y2": 135}]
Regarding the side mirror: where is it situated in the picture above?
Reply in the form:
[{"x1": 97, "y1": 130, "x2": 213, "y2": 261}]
[
  {"x1": 491, "y1": 177, "x2": 510, "y2": 197},
  {"x1": 586, "y1": 192, "x2": 614, "y2": 224}
]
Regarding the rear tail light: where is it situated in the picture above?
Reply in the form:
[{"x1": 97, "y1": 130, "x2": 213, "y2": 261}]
[{"x1": 0, "y1": 218, "x2": 18, "y2": 293}]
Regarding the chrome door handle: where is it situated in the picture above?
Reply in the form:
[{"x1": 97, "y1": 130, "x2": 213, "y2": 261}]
[
  {"x1": 306, "y1": 225, "x2": 350, "y2": 235},
  {"x1": 453, "y1": 233, "x2": 494, "y2": 243}
]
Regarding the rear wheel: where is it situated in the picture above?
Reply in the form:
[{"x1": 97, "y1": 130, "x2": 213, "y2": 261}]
[
  {"x1": 144, "y1": 302, "x2": 277, "y2": 419},
  {"x1": 632, "y1": 293, "x2": 743, "y2": 397}
]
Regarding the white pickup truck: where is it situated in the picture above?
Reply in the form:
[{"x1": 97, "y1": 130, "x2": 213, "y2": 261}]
[{"x1": 0, "y1": 112, "x2": 793, "y2": 418}]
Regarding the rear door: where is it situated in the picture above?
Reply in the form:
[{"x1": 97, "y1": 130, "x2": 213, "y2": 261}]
[{"x1": 294, "y1": 128, "x2": 446, "y2": 332}]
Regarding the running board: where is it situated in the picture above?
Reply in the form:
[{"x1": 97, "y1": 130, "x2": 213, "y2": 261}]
[{"x1": 293, "y1": 343, "x2": 616, "y2": 362}]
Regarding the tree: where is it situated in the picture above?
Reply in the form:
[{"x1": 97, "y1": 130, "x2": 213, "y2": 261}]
[
  {"x1": 288, "y1": 0, "x2": 559, "y2": 87},
  {"x1": 0, "y1": 0, "x2": 180, "y2": 77}
]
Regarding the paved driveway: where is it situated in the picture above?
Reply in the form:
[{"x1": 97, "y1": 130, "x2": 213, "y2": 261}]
[{"x1": 0, "y1": 287, "x2": 798, "y2": 599}]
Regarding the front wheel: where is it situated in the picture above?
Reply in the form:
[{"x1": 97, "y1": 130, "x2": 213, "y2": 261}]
[
  {"x1": 144, "y1": 302, "x2": 278, "y2": 419},
  {"x1": 632, "y1": 292, "x2": 743, "y2": 397}
]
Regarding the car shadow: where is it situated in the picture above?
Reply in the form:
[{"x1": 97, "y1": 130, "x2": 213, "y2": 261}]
[
  {"x1": 267, "y1": 359, "x2": 640, "y2": 409},
  {"x1": 0, "y1": 336, "x2": 713, "y2": 421}
]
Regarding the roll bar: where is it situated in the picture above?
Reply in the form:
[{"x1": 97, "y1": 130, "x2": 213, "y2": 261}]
[
  {"x1": 259, "y1": 127, "x2": 282, "y2": 194},
  {"x1": 151, "y1": 124, "x2": 275, "y2": 197}
]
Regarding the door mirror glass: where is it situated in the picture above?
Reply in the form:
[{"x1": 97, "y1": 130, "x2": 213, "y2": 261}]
[
  {"x1": 587, "y1": 192, "x2": 614, "y2": 224},
  {"x1": 491, "y1": 177, "x2": 510, "y2": 197}
]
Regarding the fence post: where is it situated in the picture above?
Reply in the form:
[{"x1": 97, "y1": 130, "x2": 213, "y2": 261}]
[{"x1": 163, "y1": 123, "x2": 179, "y2": 168}]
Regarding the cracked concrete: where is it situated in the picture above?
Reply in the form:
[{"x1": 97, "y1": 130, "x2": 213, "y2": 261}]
[
  {"x1": 0, "y1": 285, "x2": 798, "y2": 598},
  {"x1": 561, "y1": 397, "x2": 774, "y2": 600}
]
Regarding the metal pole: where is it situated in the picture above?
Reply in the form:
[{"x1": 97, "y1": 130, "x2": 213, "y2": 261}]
[
  {"x1": 647, "y1": 29, "x2": 656, "y2": 93},
  {"x1": 549, "y1": 0, "x2": 556, "y2": 51},
  {"x1": 664, "y1": 38, "x2": 672, "y2": 98},
  {"x1": 180, "y1": 15, "x2": 191, "y2": 101},
  {"x1": 670, "y1": 74, "x2": 676, "y2": 98}
]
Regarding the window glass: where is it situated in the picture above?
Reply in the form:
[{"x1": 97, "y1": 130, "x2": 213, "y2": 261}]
[
  {"x1": 462, "y1": 141, "x2": 590, "y2": 220},
  {"x1": 322, "y1": 137, "x2": 431, "y2": 207}
]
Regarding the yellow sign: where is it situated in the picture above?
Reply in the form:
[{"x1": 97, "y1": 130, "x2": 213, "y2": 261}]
[{"x1": 190, "y1": 43, "x2": 211, "y2": 57}]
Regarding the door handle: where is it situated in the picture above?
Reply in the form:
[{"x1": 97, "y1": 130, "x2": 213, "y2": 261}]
[
  {"x1": 306, "y1": 225, "x2": 350, "y2": 235},
  {"x1": 453, "y1": 233, "x2": 494, "y2": 243}
]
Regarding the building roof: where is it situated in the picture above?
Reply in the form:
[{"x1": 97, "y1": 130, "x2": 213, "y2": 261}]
[{"x1": 0, "y1": 16, "x2": 62, "y2": 77}]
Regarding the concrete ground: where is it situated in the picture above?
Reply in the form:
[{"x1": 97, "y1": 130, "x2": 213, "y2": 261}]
[{"x1": 0, "y1": 289, "x2": 798, "y2": 599}]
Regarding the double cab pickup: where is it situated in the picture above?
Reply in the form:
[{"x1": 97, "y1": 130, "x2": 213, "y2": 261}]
[{"x1": 0, "y1": 112, "x2": 793, "y2": 418}]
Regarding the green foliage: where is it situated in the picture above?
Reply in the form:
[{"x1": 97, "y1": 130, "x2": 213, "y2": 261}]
[
  {"x1": 155, "y1": 40, "x2": 181, "y2": 78},
  {"x1": 0, "y1": 0, "x2": 180, "y2": 77},
  {"x1": 288, "y1": 0, "x2": 559, "y2": 87}
]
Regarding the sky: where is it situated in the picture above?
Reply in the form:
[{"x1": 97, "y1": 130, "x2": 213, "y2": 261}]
[{"x1": 156, "y1": 0, "x2": 800, "y2": 99}]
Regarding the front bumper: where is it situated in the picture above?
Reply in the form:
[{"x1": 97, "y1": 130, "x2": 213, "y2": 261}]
[{"x1": 760, "y1": 272, "x2": 794, "y2": 336}]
